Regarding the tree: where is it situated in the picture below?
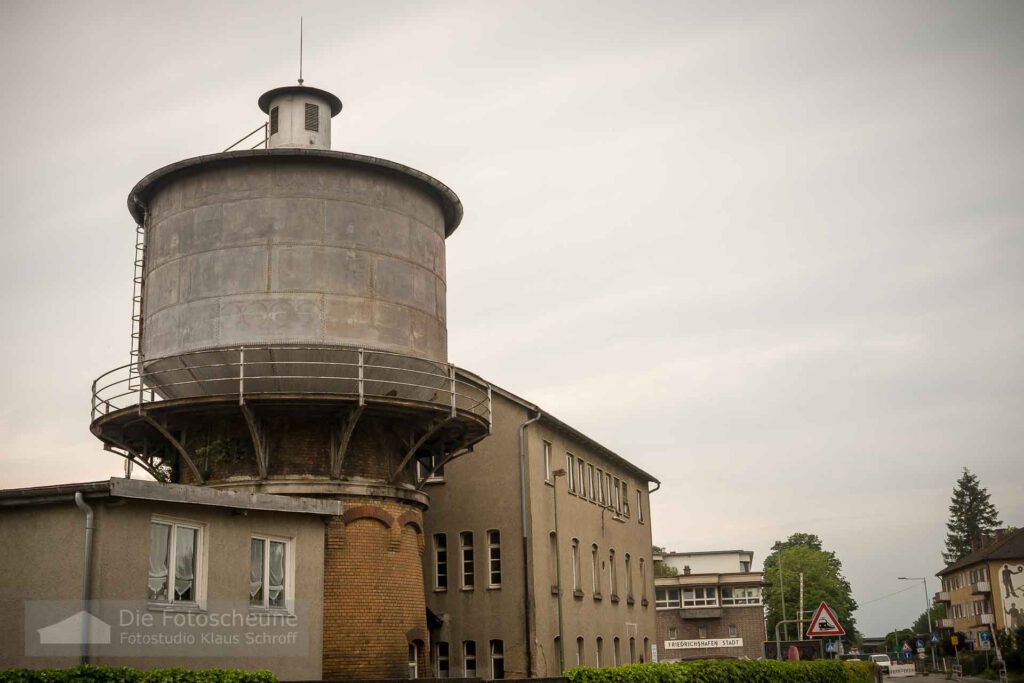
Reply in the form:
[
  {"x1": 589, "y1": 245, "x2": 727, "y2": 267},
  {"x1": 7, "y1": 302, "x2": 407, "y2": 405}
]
[
  {"x1": 911, "y1": 602, "x2": 945, "y2": 635},
  {"x1": 652, "y1": 545, "x2": 678, "y2": 577},
  {"x1": 762, "y1": 533, "x2": 859, "y2": 643},
  {"x1": 943, "y1": 468, "x2": 1001, "y2": 564}
]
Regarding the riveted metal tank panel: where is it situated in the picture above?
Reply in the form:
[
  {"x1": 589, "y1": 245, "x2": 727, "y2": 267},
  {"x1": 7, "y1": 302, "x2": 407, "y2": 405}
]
[{"x1": 139, "y1": 154, "x2": 450, "y2": 363}]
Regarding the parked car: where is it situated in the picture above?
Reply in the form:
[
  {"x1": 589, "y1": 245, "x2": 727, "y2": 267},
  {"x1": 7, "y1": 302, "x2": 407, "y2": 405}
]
[{"x1": 869, "y1": 654, "x2": 892, "y2": 673}]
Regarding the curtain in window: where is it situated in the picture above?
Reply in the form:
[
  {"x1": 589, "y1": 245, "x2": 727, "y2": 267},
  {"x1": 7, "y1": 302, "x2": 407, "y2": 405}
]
[
  {"x1": 268, "y1": 541, "x2": 286, "y2": 607},
  {"x1": 250, "y1": 538, "x2": 265, "y2": 605},
  {"x1": 148, "y1": 523, "x2": 171, "y2": 601},
  {"x1": 175, "y1": 526, "x2": 196, "y2": 601}
]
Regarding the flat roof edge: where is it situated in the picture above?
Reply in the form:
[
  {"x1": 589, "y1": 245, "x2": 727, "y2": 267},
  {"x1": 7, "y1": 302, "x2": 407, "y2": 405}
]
[{"x1": 109, "y1": 478, "x2": 341, "y2": 516}]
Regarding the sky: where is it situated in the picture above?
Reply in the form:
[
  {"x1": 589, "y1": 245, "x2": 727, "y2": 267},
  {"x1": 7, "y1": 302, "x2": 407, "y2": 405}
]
[{"x1": 1, "y1": 0, "x2": 1022, "y2": 637}]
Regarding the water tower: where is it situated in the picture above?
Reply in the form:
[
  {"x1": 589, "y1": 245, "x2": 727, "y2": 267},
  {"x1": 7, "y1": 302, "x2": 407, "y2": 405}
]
[{"x1": 90, "y1": 82, "x2": 491, "y2": 679}]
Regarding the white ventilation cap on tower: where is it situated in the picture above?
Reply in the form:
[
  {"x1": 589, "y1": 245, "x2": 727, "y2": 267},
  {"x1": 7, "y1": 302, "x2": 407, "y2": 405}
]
[{"x1": 258, "y1": 85, "x2": 343, "y2": 150}]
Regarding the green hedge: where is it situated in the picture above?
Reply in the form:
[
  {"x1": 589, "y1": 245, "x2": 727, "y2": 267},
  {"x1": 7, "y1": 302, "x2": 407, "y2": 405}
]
[
  {"x1": 566, "y1": 660, "x2": 875, "y2": 683},
  {"x1": 0, "y1": 666, "x2": 276, "y2": 683}
]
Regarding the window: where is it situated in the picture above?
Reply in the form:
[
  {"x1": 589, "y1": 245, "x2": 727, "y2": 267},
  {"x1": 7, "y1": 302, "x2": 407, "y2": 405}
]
[
  {"x1": 549, "y1": 532, "x2": 558, "y2": 591},
  {"x1": 625, "y1": 553, "x2": 633, "y2": 599},
  {"x1": 417, "y1": 453, "x2": 445, "y2": 482},
  {"x1": 655, "y1": 587, "x2": 681, "y2": 608},
  {"x1": 304, "y1": 102, "x2": 319, "y2": 132},
  {"x1": 682, "y1": 586, "x2": 717, "y2": 607},
  {"x1": 433, "y1": 534, "x2": 448, "y2": 590},
  {"x1": 463, "y1": 641, "x2": 476, "y2": 677},
  {"x1": 596, "y1": 637, "x2": 603, "y2": 667},
  {"x1": 596, "y1": 469, "x2": 605, "y2": 504},
  {"x1": 269, "y1": 106, "x2": 279, "y2": 135},
  {"x1": 697, "y1": 626, "x2": 707, "y2": 639},
  {"x1": 728, "y1": 624, "x2": 738, "y2": 637},
  {"x1": 613, "y1": 637, "x2": 620, "y2": 666},
  {"x1": 148, "y1": 520, "x2": 201, "y2": 604},
  {"x1": 490, "y1": 640, "x2": 504, "y2": 679},
  {"x1": 487, "y1": 530, "x2": 502, "y2": 587},
  {"x1": 613, "y1": 478, "x2": 621, "y2": 512},
  {"x1": 578, "y1": 459, "x2": 587, "y2": 497},
  {"x1": 553, "y1": 637, "x2": 562, "y2": 675},
  {"x1": 591, "y1": 544, "x2": 600, "y2": 594},
  {"x1": 639, "y1": 559, "x2": 647, "y2": 601},
  {"x1": 740, "y1": 560, "x2": 750, "y2": 572},
  {"x1": 629, "y1": 637, "x2": 636, "y2": 664},
  {"x1": 668, "y1": 626, "x2": 678, "y2": 639},
  {"x1": 460, "y1": 532, "x2": 474, "y2": 589},
  {"x1": 604, "y1": 473, "x2": 612, "y2": 507},
  {"x1": 250, "y1": 536, "x2": 289, "y2": 609},
  {"x1": 543, "y1": 441, "x2": 552, "y2": 482},
  {"x1": 643, "y1": 637, "x2": 649, "y2": 663},
  {"x1": 566, "y1": 454, "x2": 576, "y2": 493},
  {"x1": 721, "y1": 586, "x2": 761, "y2": 605},
  {"x1": 571, "y1": 539, "x2": 581, "y2": 593},
  {"x1": 587, "y1": 464, "x2": 596, "y2": 501},
  {"x1": 434, "y1": 641, "x2": 449, "y2": 678},
  {"x1": 408, "y1": 641, "x2": 420, "y2": 679},
  {"x1": 636, "y1": 490, "x2": 644, "y2": 523},
  {"x1": 609, "y1": 549, "x2": 618, "y2": 597},
  {"x1": 621, "y1": 481, "x2": 630, "y2": 516}
]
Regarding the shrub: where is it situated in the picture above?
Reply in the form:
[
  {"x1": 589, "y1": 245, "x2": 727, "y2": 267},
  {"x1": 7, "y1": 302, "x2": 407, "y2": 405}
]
[
  {"x1": 0, "y1": 666, "x2": 277, "y2": 683},
  {"x1": 566, "y1": 659, "x2": 875, "y2": 683}
]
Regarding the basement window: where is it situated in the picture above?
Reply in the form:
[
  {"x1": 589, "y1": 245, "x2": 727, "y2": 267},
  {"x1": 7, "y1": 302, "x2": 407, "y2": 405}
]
[{"x1": 304, "y1": 102, "x2": 319, "y2": 131}]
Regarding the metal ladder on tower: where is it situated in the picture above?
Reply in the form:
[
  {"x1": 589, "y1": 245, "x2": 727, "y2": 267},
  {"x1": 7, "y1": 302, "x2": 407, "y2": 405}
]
[{"x1": 127, "y1": 219, "x2": 146, "y2": 392}]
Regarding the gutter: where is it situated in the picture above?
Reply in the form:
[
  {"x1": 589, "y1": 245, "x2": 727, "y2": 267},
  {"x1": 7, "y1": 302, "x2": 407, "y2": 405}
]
[
  {"x1": 74, "y1": 492, "x2": 95, "y2": 665},
  {"x1": 517, "y1": 410, "x2": 541, "y2": 677}
]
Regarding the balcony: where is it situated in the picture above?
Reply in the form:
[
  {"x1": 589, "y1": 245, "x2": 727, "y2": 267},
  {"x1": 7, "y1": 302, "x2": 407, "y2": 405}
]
[
  {"x1": 974, "y1": 613, "x2": 995, "y2": 626},
  {"x1": 938, "y1": 618, "x2": 954, "y2": 629},
  {"x1": 971, "y1": 581, "x2": 992, "y2": 595},
  {"x1": 935, "y1": 591, "x2": 951, "y2": 604}
]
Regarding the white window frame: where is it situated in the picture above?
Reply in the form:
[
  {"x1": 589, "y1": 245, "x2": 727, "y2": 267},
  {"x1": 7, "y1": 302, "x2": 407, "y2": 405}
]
[
  {"x1": 577, "y1": 459, "x2": 587, "y2": 498},
  {"x1": 148, "y1": 517, "x2": 206, "y2": 608},
  {"x1": 433, "y1": 533, "x2": 448, "y2": 591},
  {"x1": 721, "y1": 586, "x2": 762, "y2": 606},
  {"x1": 636, "y1": 489, "x2": 644, "y2": 523},
  {"x1": 490, "y1": 639, "x2": 504, "y2": 679},
  {"x1": 613, "y1": 477, "x2": 621, "y2": 512},
  {"x1": 604, "y1": 473, "x2": 612, "y2": 508},
  {"x1": 655, "y1": 587, "x2": 681, "y2": 609},
  {"x1": 595, "y1": 637, "x2": 603, "y2": 667},
  {"x1": 416, "y1": 453, "x2": 445, "y2": 483},
  {"x1": 463, "y1": 640, "x2": 477, "y2": 677},
  {"x1": 596, "y1": 468, "x2": 605, "y2": 504},
  {"x1": 460, "y1": 531, "x2": 475, "y2": 590},
  {"x1": 566, "y1": 454, "x2": 576, "y2": 493},
  {"x1": 543, "y1": 441, "x2": 552, "y2": 482},
  {"x1": 609, "y1": 549, "x2": 618, "y2": 597},
  {"x1": 571, "y1": 538, "x2": 581, "y2": 592},
  {"x1": 487, "y1": 529, "x2": 502, "y2": 588},
  {"x1": 682, "y1": 586, "x2": 718, "y2": 607},
  {"x1": 434, "y1": 641, "x2": 449, "y2": 678},
  {"x1": 625, "y1": 553, "x2": 633, "y2": 599},
  {"x1": 591, "y1": 544, "x2": 600, "y2": 594},
  {"x1": 621, "y1": 481, "x2": 630, "y2": 516},
  {"x1": 249, "y1": 533, "x2": 295, "y2": 612},
  {"x1": 587, "y1": 464, "x2": 596, "y2": 501},
  {"x1": 639, "y1": 558, "x2": 647, "y2": 601}
]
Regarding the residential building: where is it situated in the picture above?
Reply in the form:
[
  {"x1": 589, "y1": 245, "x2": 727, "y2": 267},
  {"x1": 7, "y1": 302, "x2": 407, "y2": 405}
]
[
  {"x1": 422, "y1": 387, "x2": 660, "y2": 678},
  {"x1": 653, "y1": 550, "x2": 766, "y2": 661},
  {"x1": 0, "y1": 479, "x2": 336, "y2": 678},
  {"x1": 935, "y1": 527, "x2": 1024, "y2": 639}
]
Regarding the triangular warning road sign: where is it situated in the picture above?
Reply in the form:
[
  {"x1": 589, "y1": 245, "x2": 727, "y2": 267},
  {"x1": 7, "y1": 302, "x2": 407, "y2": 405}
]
[{"x1": 806, "y1": 601, "x2": 846, "y2": 637}]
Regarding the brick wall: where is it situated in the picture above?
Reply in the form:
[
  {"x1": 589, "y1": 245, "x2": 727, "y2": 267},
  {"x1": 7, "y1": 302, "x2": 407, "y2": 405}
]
[
  {"x1": 323, "y1": 497, "x2": 428, "y2": 680},
  {"x1": 655, "y1": 606, "x2": 766, "y2": 661}
]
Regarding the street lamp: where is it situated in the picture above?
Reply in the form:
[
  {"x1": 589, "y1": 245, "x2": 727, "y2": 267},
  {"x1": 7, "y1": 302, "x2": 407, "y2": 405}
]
[
  {"x1": 898, "y1": 576, "x2": 937, "y2": 670},
  {"x1": 552, "y1": 468, "x2": 567, "y2": 674}
]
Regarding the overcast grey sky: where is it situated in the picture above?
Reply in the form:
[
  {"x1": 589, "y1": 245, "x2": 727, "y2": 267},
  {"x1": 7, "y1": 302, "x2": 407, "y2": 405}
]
[{"x1": 1, "y1": 0, "x2": 1021, "y2": 637}]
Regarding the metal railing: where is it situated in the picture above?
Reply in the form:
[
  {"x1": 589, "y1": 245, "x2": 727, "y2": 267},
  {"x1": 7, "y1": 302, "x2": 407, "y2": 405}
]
[
  {"x1": 223, "y1": 123, "x2": 268, "y2": 152},
  {"x1": 92, "y1": 345, "x2": 491, "y2": 426}
]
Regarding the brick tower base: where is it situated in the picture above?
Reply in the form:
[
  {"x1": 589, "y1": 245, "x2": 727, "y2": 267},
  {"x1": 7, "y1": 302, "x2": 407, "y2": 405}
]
[{"x1": 323, "y1": 497, "x2": 429, "y2": 680}]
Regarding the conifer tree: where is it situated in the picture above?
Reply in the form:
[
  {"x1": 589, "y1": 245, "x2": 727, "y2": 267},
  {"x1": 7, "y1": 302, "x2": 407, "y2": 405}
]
[{"x1": 943, "y1": 468, "x2": 1001, "y2": 564}]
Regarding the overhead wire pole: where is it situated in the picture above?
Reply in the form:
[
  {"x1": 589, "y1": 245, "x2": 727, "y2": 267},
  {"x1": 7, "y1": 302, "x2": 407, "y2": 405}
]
[
  {"x1": 778, "y1": 548, "x2": 788, "y2": 642},
  {"x1": 898, "y1": 576, "x2": 938, "y2": 671},
  {"x1": 298, "y1": 17, "x2": 304, "y2": 85}
]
